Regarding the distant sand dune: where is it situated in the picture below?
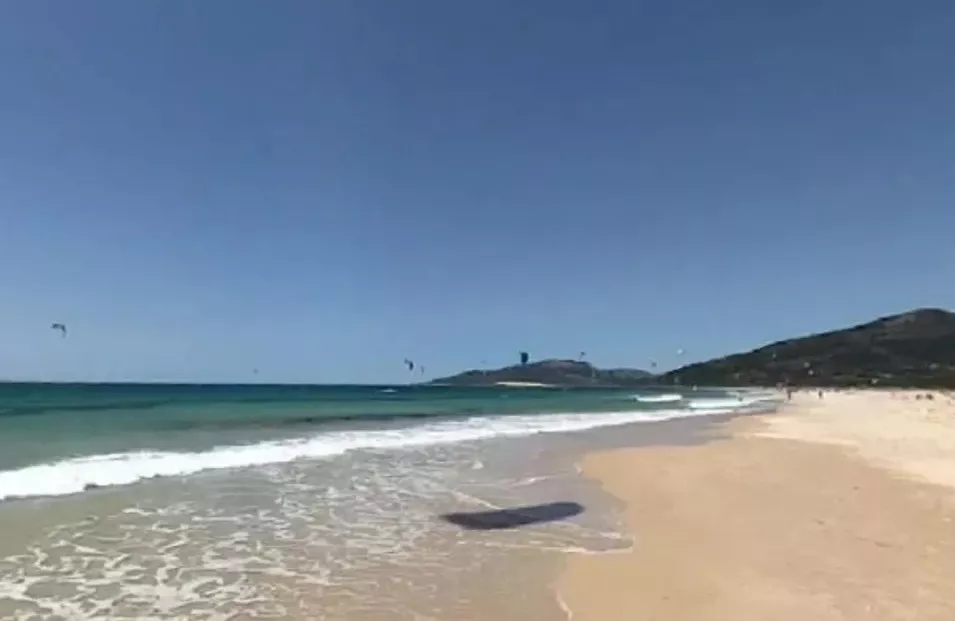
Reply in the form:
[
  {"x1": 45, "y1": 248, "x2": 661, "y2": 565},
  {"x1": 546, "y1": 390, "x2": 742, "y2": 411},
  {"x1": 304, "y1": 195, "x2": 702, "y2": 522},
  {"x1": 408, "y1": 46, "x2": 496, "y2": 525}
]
[{"x1": 494, "y1": 381, "x2": 555, "y2": 388}]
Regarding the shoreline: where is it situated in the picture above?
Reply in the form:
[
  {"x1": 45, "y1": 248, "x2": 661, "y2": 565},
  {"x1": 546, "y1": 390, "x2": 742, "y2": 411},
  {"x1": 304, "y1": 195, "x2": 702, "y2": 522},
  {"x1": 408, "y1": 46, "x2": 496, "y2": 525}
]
[{"x1": 558, "y1": 390, "x2": 955, "y2": 620}]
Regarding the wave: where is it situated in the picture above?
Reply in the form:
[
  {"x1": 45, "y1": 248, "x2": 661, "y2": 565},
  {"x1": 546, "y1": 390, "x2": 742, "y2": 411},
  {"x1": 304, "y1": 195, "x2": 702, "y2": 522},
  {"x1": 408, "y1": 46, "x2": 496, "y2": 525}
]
[
  {"x1": 630, "y1": 393, "x2": 683, "y2": 403},
  {"x1": 685, "y1": 394, "x2": 779, "y2": 410},
  {"x1": 0, "y1": 404, "x2": 754, "y2": 502},
  {"x1": 732, "y1": 389, "x2": 781, "y2": 402}
]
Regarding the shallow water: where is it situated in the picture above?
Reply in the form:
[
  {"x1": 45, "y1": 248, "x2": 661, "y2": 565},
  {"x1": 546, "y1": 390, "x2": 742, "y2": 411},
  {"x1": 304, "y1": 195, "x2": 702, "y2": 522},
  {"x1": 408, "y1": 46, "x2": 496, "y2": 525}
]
[
  {"x1": 0, "y1": 384, "x2": 764, "y2": 501},
  {"x1": 0, "y1": 439, "x2": 616, "y2": 619},
  {"x1": 0, "y1": 383, "x2": 779, "y2": 620}
]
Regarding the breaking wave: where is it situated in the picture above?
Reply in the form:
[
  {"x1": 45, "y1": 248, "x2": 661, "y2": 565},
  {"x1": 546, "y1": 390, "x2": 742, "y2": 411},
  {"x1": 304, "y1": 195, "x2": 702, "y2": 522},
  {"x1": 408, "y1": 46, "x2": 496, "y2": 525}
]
[
  {"x1": 630, "y1": 393, "x2": 683, "y2": 403},
  {"x1": 0, "y1": 404, "x2": 754, "y2": 501}
]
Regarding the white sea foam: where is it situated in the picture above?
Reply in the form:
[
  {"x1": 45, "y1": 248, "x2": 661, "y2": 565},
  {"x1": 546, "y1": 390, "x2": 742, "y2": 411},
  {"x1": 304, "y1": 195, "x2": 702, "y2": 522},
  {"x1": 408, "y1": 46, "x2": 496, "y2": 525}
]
[
  {"x1": 686, "y1": 394, "x2": 780, "y2": 410},
  {"x1": 0, "y1": 403, "x2": 760, "y2": 501},
  {"x1": 734, "y1": 389, "x2": 781, "y2": 401},
  {"x1": 630, "y1": 393, "x2": 683, "y2": 403}
]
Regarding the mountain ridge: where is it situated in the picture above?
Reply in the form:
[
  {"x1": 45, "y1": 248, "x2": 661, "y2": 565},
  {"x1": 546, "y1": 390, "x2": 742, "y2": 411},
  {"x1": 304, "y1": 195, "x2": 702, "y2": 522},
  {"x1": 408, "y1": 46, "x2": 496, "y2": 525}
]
[
  {"x1": 661, "y1": 307, "x2": 955, "y2": 388},
  {"x1": 430, "y1": 308, "x2": 955, "y2": 388},
  {"x1": 428, "y1": 359, "x2": 653, "y2": 387}
]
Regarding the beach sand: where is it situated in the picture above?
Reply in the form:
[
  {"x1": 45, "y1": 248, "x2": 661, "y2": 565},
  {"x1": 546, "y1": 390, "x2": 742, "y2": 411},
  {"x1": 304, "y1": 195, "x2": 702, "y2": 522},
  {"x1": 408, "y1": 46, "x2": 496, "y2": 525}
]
[{"x1": 559, "y1": 390, "x2": 955, "y2": 620}]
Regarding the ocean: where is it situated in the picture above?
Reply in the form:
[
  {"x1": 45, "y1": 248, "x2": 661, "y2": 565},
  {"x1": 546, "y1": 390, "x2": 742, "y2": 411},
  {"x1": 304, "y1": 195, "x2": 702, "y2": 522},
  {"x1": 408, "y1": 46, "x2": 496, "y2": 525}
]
[{"x1": 0, "y1": 382, "x2": 778, "y2": 620}]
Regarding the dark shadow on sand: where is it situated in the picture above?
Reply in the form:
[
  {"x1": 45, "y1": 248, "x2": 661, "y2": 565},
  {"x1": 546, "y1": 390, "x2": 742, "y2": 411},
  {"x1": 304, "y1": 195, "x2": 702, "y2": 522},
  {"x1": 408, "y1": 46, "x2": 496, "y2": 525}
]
[{"x1": 440, "y1": 501, "x2": 584, "y2": 530}]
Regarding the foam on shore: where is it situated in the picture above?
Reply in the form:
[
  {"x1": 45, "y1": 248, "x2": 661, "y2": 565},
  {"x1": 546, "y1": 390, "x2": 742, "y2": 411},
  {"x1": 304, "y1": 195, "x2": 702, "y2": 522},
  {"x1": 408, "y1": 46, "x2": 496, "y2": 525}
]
[{"x1": 0, "y1": 400, "x2": 770, "y2": 501}]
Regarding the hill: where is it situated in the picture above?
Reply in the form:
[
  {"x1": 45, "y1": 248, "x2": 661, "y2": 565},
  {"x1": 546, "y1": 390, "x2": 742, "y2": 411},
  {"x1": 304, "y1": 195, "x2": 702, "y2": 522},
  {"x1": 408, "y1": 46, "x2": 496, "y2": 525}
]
[
  {"x1": 661, "y1": 308, "x2": 955, "y2": 388},
  {"x1": 429, "y1": 359, "x2": 654, "y2": 387}
]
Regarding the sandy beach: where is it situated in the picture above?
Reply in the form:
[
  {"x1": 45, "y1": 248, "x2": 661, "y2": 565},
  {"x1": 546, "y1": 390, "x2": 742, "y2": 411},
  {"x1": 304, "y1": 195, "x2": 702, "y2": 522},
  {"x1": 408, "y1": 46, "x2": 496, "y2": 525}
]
[{"x1": 559, "y1": 390, "x2": 955, "y2": 620}]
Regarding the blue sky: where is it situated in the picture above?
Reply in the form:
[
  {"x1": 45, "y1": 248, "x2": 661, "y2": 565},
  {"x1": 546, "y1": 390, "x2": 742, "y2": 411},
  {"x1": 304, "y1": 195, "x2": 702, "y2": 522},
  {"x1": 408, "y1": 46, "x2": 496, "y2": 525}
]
[{"x1": 2, "y1": 0, "x2": 954, "y2": 383}]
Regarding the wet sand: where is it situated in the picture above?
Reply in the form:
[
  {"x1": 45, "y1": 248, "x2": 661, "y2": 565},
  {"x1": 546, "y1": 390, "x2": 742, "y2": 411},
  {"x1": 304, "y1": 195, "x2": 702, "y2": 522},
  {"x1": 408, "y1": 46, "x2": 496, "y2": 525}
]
[
  {"x1": 558, "y1": 390, "x2": 955, "y2": 620},
  {"x1": 0, "y1": 406, "x2": 744, "y2": 620}
]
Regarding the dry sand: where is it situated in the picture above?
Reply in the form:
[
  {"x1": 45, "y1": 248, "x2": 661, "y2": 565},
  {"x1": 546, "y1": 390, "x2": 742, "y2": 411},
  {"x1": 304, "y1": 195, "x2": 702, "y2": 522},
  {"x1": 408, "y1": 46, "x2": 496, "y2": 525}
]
[
  {"x1": 751, "y1": 390, "x2": 955, "y2": 489},
  {"x1": 558, "y1": 390, "x2": 955, "y2": 621}
]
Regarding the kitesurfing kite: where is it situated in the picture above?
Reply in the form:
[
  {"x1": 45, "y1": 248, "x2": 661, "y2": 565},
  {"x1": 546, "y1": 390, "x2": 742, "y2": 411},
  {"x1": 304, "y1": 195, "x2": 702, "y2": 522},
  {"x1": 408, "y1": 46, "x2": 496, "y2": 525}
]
[
  {"x1": 51, "y1": 323, "x2": 67, "y2": 338},
  {"x1": 404, "y1": 358, "x2": 415, "y2": 372},
  {"x1": 519, "y1": 351, "x2": 530, "y2": 365}
]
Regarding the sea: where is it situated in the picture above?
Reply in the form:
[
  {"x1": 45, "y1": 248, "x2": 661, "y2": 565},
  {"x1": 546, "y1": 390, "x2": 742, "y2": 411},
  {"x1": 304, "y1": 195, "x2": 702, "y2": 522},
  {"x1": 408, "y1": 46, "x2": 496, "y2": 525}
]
[{"x1": 0, "y1": 382, "x2": 779, "y2": 621}]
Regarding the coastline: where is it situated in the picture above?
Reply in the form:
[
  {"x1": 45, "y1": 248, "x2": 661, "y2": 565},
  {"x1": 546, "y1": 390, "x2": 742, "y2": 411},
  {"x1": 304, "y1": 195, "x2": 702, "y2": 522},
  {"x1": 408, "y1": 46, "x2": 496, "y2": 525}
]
[
  {"x1": 0, "y1": 385, "x2": 733, "y2": 620},
  {"x1": 558, "y1": 390, "x2": 955, "y2": 620}
]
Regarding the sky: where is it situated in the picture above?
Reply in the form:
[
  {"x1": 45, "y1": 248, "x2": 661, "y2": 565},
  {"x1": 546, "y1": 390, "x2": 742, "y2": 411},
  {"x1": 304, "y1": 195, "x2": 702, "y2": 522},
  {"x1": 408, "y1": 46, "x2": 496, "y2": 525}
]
[{"x1": 1, "y1": 0, "x2": 954, "y2": 383}]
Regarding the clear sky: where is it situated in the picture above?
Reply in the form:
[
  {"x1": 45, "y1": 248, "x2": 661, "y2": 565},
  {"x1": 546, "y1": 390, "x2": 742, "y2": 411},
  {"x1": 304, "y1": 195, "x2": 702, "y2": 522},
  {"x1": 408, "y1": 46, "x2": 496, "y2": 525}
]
[{"x1": 2, "y1": 0, "x2": 954, "y2": 384}]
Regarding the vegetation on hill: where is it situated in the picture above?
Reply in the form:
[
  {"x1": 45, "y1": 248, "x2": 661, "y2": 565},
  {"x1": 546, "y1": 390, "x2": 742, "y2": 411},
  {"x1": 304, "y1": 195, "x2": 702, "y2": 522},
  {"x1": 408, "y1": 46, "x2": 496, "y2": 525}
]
[
  {"x1": 660, "y1": 308, "x2": 955, "y2": 388},
  {"x1": 429, "y1": 359, "x2": 653, "y2": 387},
  {"x1": 430, "y1": 308, "x2": 955, "y2": 389}
]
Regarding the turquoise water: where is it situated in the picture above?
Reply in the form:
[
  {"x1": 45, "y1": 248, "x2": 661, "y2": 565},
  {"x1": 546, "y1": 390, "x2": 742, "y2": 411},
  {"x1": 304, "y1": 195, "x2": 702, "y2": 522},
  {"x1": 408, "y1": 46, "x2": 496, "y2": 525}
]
[
  {"x1": 0, "y1": 382, "x2": 758, "y2": 501},
  {"x1": 0, "y1": 382, "x2": 778, "y2": 620}
]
